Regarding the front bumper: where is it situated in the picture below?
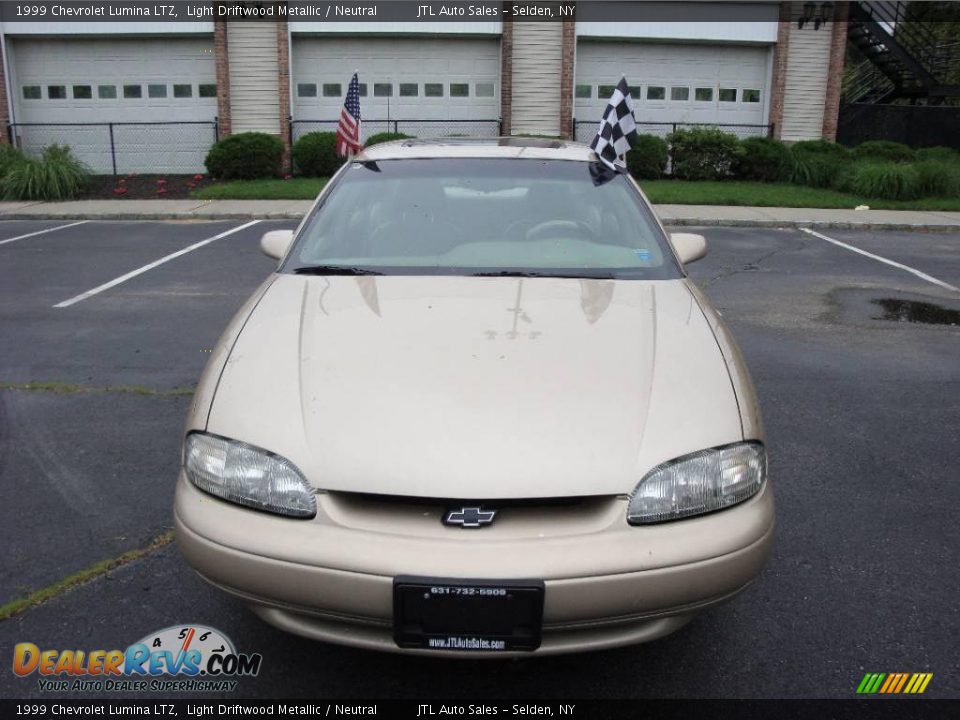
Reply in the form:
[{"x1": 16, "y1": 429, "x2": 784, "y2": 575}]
[{"x1": 174, "y1": 473, "x2": 774, "y2": 656}]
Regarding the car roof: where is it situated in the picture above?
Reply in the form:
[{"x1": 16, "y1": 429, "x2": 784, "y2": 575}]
[{"x1": 356, "y1": 137, "x2": 598, "y2": 163}]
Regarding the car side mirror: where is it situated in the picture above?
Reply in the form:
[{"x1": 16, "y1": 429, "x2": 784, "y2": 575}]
[
  {"x1": 670, "y1": 232, "x2": 708, "y2": 265},
  {"x1": 260, "y1": 230, "x2": 294, "y2": 260}
]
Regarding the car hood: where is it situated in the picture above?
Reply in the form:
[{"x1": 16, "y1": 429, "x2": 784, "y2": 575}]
[{"x1": 206, "y1": 275, "x2": 742, "y2": 498}]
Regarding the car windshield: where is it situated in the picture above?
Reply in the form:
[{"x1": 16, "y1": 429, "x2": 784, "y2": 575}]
[{"x1": 283, "y1": 158, "x2": 682, "y2": 280}]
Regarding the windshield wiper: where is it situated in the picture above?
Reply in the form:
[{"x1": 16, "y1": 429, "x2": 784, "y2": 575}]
[
  {"x1": 293, "y1": 265, "x2": 383, "y2": 276},
  {"x1": 468, "y1": 270, "x2": 616, "y2": 279}
]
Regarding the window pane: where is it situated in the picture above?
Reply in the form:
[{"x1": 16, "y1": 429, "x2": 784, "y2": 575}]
[
  {"x1": 597, "y1": 84, "x2": 616, "y2": 98},
  {"x1": 475, "y1": 82, "x2": 495, "y2": 98},
  {"x1": 124, "y1": 85, "x2": 142, "y2": 99},
  {"x1": 374, "y1": 83, "x2": 393, "y2": 97},
  {"x1": 575, "y1": 84, "x2": 591, "y2": 99},
  {"x1": 628, "y1": 85, "x2": 641, "y2": 98},
  {"x1": 297, "y1": 83, "x2": 317, "y2": 97},
  {"x1": 198, "y1": 84, "x2": 217, "y2": 98},
  {"x1": 98, "y1": 85, "x2": 117, "y2": 99},
  {"x1": 48, "y1": 85, "x2": 67, "y2": 100},
  {"x1": 646, "y1": 86, "x2": 666, "y2": 101},
  {"x1": 425, "y1": 83, "x2": 443, "y2": 97},
  {"x1": 719, "y1": 88, "x2": 737, "y2": 102},
  {"x1": 148, "y1": 84, "x2": 167, "y2": 98},
  {"x1": 358, "y1": 83, "x2": 368, "y2": 97},
  {"x1": 400, "y1": 83, "x2": 419, "y2": 97},
  {"x1": 670, "y1": 86, "x2": 689, "y2": 101},
  {"x1": 174, "y1": 84, "x2": 193, "y2": 98},
  {"x1": 72, "y1": 85, "x2": 92, "y2": 99},
  {"x1": 695, "y1": 87, "x2": 713, "y2": 101},
  {"x1": 322, "y1": 83, "x2": 342, "y2": 97},
  {"x1": 743, "y1": 88, "x2": 761, "y2": 103},
  {"x1": 450, "y1": 83, "x2": 469, "y2": 97},
  {"x1": 22, "y1": 86, "x2": 41, "y2": 100}
]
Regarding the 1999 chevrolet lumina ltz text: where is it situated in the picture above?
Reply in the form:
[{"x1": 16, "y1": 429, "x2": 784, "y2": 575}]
[{"x1": 174, "y1": 138, "x2": 773, "y2": 655}]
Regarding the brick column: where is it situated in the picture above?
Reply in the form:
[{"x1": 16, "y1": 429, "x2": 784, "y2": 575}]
[
  {"x1": 559, "y1": 21, "x2": 576, "y2": 140},
  {"x1": 821, "y1": 1, "x2": 850, "y2": 141},
  {"x1": 277, "y1": 18, "x2": 292, "y2": 171},
  {"x1": 214, "y1": 20, "x2": 232, "y2": 138},
  {"x1": 768, "y1": 1, "x2": 792, "y2": 139},
  {"x1": 0, "y1": 45, "x2": 10, "y2": 144},
  {"x1": 500, "y1": 18, "x2": 513, "y2": 136}
]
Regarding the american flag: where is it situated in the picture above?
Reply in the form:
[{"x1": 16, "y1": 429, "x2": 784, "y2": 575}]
[{"x1": 336, "y1": 73, "x2": 363, "y2": 157}]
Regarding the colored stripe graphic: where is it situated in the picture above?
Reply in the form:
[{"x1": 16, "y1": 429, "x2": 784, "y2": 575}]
[{"x1": 857, "y1": 672, "x2": 932, "y2": 694}]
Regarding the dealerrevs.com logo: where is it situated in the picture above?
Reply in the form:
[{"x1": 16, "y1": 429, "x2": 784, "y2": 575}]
[{"x1": 13, "y1": 625, "x2": 262, "y2": 693}]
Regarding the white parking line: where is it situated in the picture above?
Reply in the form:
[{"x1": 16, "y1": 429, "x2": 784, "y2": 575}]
[
  {"x1": 0, "y1": 221, "x2": 89, "y2": 246},
  {"x1": 800, "y1": 227, "x2": 960, "y2": 293},
  {"x1": 53, "y1": 220, "x2": 261, "y2": 309}
]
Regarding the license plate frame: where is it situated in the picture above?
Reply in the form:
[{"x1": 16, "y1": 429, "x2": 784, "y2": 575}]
[{"x1": 393, "y1": 576, "x2": 544, "y2": 652}]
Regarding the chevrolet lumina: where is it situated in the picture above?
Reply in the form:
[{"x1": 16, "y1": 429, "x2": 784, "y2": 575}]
[{"x1": 174, "y1": 139, "x2": 774, "y2": 655}]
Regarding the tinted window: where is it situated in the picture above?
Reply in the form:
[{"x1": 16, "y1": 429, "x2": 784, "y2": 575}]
[
  {"x1": 148, "y1": 84, "x2": 167, "y2": 98},
  {"x1": 23, "y1": 86, "x2": 41, "y2": 99},
  {"x1": 323, "y1": 84, "x2": 342, "y2": 97},
  {"x1": 743, "y1": 88, "x2": 761, "y2": 103},
  {"x1": 695, "y1": 87, "x2": 713, "y2": 102},
  {"x1": 425, "y1": 83, "x2": 443, "y2": 97},
  {"x1": 73, "y1": 85, "x2": 92, "y2": 99},
  {"x1": 646, "y1": 86, "x2": 666, "y2": 100},
  {"x1": 48, "y1": 85, "x2": 67, "y2": 99},
  {"x1": 198, "y1": 84, "x2": 217, "y2": 98},
  {"x1": 719, "y1": 88, "x2": 737, "y2": 102},
  {"x1": 670, "y1": 87, "x2": 689, "y2": 101},
  {"x1": 575, "y1": 84, "x2": 591, "y2": 99},
  {"x1": 285, "y1": 159, "x2": 680, "y2": 280},
  {"x1": 399, "y1": 83, "x2": 419, "y2": 97},
  {"x1": 124, "y1": 84, "x2": 142, "y2": 99},
  {"x1": 98, "y1": 85, "x2": 117, "y2": 99},
  {"x1": 174, "y1": 84, "x2": 193, "y2": 98}
]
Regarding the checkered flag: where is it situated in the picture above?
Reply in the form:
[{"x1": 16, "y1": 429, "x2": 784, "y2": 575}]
[{"x1": 590, "y1": 77, "x2": 638, "y2": 172}]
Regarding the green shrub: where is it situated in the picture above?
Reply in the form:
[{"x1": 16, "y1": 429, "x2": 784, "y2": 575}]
[
  {"x1": 849, "y1": 163, "x2": 921, "y2": 200},
  {"x1": 205, "y1": 132, "x2": 283, "y2": 180},
  {"x1": 0, "y1": 144, "x2": 89, "y2": 201},
  {"x1": 291, "y1": 132, "x2": 340, "y2": 177},
  {"x1": 788, "y1": 140, "x2": 850, "y2": 187},
  {"x1": 913, "y1": 160, "x2": 960, "y2": 198},
  {"x1": 790, "y1": 139, "x2": 851, "y2": 159},
  {"x1": 0, "y1": 144, "x2": 24, "y2": 176},
  {"x1": 733, "y1": 137, "x2": 793, "y2": 182},
  {"x1": 626, "y1": 134, "x2": 669, "y2": 179},
  {"x1": 667, "y1": 127, "x2": 743, "y2": 180},
  {"x1": 916, "y1": 146, "x2": 960, "y2": 163},
  {"x1": 365, "y1": 132, "x2": 414, "y2": 147},
  {"x1": 851, "y1": 140, "x2": 916, "y2": 163}
]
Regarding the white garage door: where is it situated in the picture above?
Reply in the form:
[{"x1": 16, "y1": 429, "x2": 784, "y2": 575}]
[
  {"x1": 292, "y1": 37, "x2": 501, "y2": 139},
  {"x1": 574, "y1": 41, "x2": 772, "y2": 141},
  {"x1": 8, "y1": 37, "x2": 217, "y2": 173}
]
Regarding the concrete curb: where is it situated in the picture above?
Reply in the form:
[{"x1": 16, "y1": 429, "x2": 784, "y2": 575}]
[{"x1": 2, "y1": 210, "x2": 959, "y2": 231}]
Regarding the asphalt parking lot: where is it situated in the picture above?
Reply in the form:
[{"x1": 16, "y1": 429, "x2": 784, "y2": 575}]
[{"x1": 1, "y1": 219, "x2": 957, "y2": 699}]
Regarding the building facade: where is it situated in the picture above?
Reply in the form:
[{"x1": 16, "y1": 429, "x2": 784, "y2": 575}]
[{"x1": 0, "y1": 2, "x2": 848, "y2": 173}]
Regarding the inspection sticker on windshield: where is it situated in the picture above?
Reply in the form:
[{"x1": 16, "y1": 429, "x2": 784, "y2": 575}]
[{"x1": 634, "y1": 249, "x2": 652, "y2": 261}]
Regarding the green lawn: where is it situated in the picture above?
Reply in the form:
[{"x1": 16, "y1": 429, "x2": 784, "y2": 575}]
[
  {"x1": 638, "y1": 180, "x2": 960, "y2": 211},
  {"x1": 191, "y1": 176, "x2": 960, "y2": 211},
  {"x1": 192, "y1": 177, "x2": 328, "y2": 200}
]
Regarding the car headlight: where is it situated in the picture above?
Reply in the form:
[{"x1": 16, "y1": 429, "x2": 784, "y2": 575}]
[
  {"x1": 628, "y1": 442, "x2": 766, "y2": 525},
  {"x1": 183, "y1": 432, "x2": 317, "y2": 518}
]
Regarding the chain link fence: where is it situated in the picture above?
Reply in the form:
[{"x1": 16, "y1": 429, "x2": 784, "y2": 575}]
[
  {"x1": 573, "y1": 120, "x2": 774, "y2": 143},
  {"x1": 291, "y1": 119, "x2": 502, "y2": 144},
  {"x1": 7, "y1": 121, "x2": 219, "y2": 175}
]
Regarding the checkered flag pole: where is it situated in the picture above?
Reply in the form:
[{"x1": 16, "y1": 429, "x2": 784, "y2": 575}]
[{"x1": 590, "y1": 77, "x2": 638, "y2": 172}]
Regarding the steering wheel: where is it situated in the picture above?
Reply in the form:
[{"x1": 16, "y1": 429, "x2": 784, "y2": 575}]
[{"x1": 525, "y1": 219, "x2": 598, "y2": 242}]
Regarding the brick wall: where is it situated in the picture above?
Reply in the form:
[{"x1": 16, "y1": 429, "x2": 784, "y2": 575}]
[
  {"x1": 821, "y1": 1, "x2": 850, "y2": 141},
  {"x1": 214, "y1": 20, "x2": 232, "y2": 137},
  {"x1": 559, "y1": 21, "x2": 575, "y2": 139},
  {"x1": 0, "y1": 45, "x2": 9, "y2": 143},
  {"x1": 500, "y1": 18, "x2": 513, "y2": 136}
]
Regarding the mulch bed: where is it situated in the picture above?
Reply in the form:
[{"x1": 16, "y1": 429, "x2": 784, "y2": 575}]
[{"x1": 80, "y1": 174, "x2": 215, "y2": 200}]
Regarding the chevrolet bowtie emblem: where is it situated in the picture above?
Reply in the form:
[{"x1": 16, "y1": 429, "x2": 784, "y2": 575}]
[{"x1": 443, "y1": 506, "x2": 497, "y2": 528}]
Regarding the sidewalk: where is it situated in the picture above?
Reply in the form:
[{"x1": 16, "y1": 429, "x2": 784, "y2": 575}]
[{"x1": 2, "y1": 199, "x2": 960, "y2": 230}]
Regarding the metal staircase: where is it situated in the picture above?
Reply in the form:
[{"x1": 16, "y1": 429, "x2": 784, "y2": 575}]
[{"x1": 844, "y1": 1, "x2": 960, "y2": 104}]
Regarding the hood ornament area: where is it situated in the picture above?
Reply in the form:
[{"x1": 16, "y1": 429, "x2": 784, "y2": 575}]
[{"x1": 443, "y1": 506, "x2": 497, "y2": 528}]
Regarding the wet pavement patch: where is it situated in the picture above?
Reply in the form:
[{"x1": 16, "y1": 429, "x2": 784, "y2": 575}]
[{"x1": 871, "y1": 298, "x2": 960, "y2": 326}]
